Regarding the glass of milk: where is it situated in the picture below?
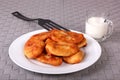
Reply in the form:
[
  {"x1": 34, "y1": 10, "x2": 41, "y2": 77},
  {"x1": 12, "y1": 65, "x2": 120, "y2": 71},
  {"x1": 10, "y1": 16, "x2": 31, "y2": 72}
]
[{"x1": 85, "y1": 11, "x2": 113, "y2": 42}]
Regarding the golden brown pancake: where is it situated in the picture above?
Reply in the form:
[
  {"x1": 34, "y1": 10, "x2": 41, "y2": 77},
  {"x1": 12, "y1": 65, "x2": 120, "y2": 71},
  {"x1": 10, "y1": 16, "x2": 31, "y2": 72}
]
[
  {"x1": 45, "y1": 40, "x2": 79, "y2": 57},
  {"x1": 63, "y1": 50, "x2": 85, "y2": 64},
  {"x1": 24, "y1": 38, "x2": 45, "y2": 59},
  {"x1": 50, "y1": 29, "x2": 84, "y2": 44},
  {"x1": 24, "y1": 32, "x2": 51, "y2": 59},
  {"x1": 36, "y1": 52, "x2": 63, "y2": 66}
]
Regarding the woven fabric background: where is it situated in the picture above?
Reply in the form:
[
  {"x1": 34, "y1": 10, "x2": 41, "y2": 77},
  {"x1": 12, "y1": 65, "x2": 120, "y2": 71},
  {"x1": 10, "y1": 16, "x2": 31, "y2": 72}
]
[{"x1": 0, "y1": 0, "x2": 120, "y2": 80}]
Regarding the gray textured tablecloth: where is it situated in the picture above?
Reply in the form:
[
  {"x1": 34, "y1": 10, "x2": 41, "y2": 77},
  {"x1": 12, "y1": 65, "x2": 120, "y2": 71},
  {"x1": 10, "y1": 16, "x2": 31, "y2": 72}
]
[{"x1": 0, "y1": 0, "x2": 120, "y2": 80}]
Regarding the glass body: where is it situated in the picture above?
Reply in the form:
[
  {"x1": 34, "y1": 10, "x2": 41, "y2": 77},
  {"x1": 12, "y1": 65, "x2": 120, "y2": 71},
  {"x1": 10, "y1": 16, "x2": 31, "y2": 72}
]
[{"x1": 85, "y1": 10, "x2": 113, "y2": 42}]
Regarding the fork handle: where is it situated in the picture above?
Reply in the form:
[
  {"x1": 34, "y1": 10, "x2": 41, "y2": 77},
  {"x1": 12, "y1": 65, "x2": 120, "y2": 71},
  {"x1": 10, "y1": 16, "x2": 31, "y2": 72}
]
[{"x1": 12, "y1": 11, "x2": 38, "y2": 21}]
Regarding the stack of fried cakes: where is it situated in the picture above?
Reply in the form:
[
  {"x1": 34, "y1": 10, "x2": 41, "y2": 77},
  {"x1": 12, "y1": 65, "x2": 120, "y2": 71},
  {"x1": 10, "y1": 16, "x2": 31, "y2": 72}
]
[{"x1": 24, "y1": 29, "x2": 87, "y2": 66}]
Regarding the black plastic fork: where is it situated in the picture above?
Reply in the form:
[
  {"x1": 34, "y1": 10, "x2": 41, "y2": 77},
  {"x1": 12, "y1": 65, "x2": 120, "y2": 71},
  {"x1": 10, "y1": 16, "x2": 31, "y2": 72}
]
[{"x1": 12, "y1": 11, "x2": 70, "y2": 31}]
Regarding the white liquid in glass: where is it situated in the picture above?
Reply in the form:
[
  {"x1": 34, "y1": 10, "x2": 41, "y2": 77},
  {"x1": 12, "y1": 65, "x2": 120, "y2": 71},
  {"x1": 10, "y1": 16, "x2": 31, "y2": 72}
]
[{"x1": 85, "y1": 17, "x2": 108, "y2": 39}]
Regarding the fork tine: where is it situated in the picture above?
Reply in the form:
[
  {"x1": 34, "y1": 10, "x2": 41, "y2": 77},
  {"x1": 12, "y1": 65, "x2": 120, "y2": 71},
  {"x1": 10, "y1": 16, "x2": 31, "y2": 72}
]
[
  {"x1": 45, "y1": 23, "x2": 61, "y2": 30},
  {"x1": 41, "y1": 25, "x2": 51, "y2": 31},
  {"x1": 49, "y1": 21, "x2": 70, "y2": 31},
  {"x1": 44, "y1": 24, "x2": 56, "y2": 30},
  {"x1": 38, "y1": 22, "x2": 52, "y2": 31},
  {"x1": 38, "y1": 21, "x2": 52, "y2": 31}
]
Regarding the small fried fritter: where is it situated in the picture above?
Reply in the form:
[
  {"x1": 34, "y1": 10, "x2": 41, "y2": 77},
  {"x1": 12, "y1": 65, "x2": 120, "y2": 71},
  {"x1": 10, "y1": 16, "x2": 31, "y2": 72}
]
[
  {"x1": 63, "y1": 50, "x2": 85, "y2": 64},
  {"x1": 67, "y1": 31, "x2": 84, "y2": 43},
  {"x1": 24, "y1": 38, "x2": 45, "y2": 59},
  {"x1": 36, "y1": 52, "x2": 63, "y2": 66},
  {"x1": 45, "y1": 41, "x2": 79, "y2": 57},
  {"x1": 24, "y1": 32, "x2": 50, "y2": 59},
  {"x1": 50, "y1": 29, "x2": 84, "y2": 44}
]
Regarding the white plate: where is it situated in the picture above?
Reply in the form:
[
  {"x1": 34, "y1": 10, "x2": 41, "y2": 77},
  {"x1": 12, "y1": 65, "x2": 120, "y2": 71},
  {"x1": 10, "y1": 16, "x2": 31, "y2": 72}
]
[{"x1": 9, "y1": 29, "x2": 101, "y2": 74}]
